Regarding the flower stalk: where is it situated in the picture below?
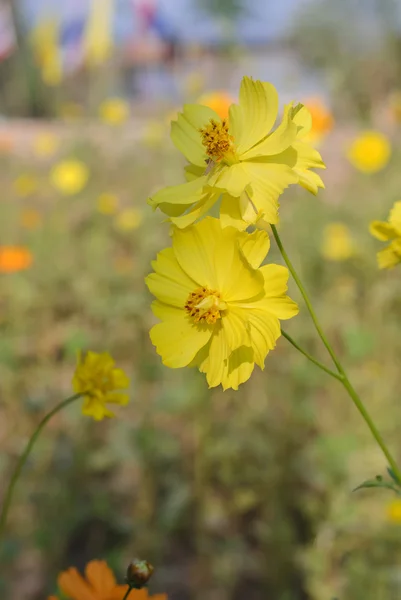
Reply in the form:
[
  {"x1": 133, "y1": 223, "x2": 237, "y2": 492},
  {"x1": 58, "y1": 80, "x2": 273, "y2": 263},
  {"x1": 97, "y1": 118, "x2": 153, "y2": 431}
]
[
  {"x1": 0, "y1": 392, "x2": 83, "y2": 541},
  {"x1": 272, "y1": 225, "x2": 401, "y2": 484}
]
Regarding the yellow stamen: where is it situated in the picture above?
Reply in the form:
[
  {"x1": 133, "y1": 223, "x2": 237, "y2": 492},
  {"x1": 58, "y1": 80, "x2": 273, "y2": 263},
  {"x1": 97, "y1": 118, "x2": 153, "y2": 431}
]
[
  {"x1": 199, "y1": 118, "x2": 234, "y2": 161},
  {"x1": 185, "y1": 287, "x2": 226, "y2": 324}
]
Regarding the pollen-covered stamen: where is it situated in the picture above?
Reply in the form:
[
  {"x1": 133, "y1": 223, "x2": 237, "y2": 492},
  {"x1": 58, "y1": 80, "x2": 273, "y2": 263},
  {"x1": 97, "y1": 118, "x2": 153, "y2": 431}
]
[
  {"x1": 199, "y1": 118, "x2": 234, "y2": 161},
  {"x1": 185, "y1": 286, "x2": 227, "y2": 325}
]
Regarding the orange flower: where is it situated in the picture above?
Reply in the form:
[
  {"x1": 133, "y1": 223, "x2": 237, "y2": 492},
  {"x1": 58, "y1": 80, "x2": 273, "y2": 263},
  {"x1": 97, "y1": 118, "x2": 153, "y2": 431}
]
[
  {"x1": 0, "y1": 246, "x2": 33, "y2": 273},
  {"x1": 197, "y1": 90, "x2": 234, "y2": 120},
  {"x1": 49, "y1": 560, "x2": 167, "y2": 600},
  {"x1": 302, "y1": 97, "x2": 334, "y2": 144}
]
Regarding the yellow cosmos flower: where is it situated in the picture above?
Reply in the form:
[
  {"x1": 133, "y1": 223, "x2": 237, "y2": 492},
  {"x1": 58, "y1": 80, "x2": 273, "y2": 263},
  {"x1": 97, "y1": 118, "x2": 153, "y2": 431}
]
[
  {"x1": 387, "y1": 499, "x2": 401, "y2": 523},
  {"x1": 148, "y1": 76, "x2": 325, "y2": 230},
  {"x1": 72, "y1": 351, "x2": 130, "y2": 420},
  {"x1": 13, "y1": 173, "x2": 38, "y2": 198},
  {"x1": 321, "y1": 223, "x2": 354, "y2": 261},
  {"x1": 97, "y1": 193, "x2": 119, "y2": 215},
  {"x1": 146, "y1": 217, "x2": 298, "y2": 390},
  {"x1": 51, "y1": 160, "x2": 89, "y2": 195},
  {"x1": 347, "y1": 131, "x2": 391, "y2": 173},
  {"x1": 33, "y1": 132, "x2": 59, "y2": 158},
  {"x1": 99, "y1": 98, "x2": 130, "y2": 125},
  {"x1": 115, "y1": 208, "x2": 143, "y2": 231},
  {"x1": 370, "y1": 201, "x2": 401, "y2": 269}
]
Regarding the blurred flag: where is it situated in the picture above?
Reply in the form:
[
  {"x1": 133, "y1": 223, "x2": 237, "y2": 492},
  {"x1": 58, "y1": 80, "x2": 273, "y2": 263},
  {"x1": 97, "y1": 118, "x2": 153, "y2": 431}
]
[
  {"x1": 31, "y1": 15, "x2": 62, "y2": 86},
  {"x1": 0, "y1": 3, "x2": 16, "y2": 62},
  {"x1": 84, "y1": 0, "x2": 116, "y2": 66}
]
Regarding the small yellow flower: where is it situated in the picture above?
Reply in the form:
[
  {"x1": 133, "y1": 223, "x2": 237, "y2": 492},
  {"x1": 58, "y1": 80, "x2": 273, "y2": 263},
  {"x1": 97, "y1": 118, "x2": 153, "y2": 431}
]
[
  {"x1": 149, "y1": 76, "x2": 325, "y2": 230},
  {"x1": 302, "y1": 97, "x2": 334, "y2": 145},
  {"x1": 99, "y1": 98, "x2": 130, "y2": 125},
  {"x1": 146, "y1": 217, "x2": 298, "y2": 390},
  {"x1": 115, "y1": 208, "x2": 143, "y2": 231},
  {"x1": 13, "y1": 173, "x2": 38, "y2": 198},
  {"x1": 347, "y1": 131, "x2": 391, "y2": 173},
  {"x1": 321, "y1": 223, "x2": 354, "y2": 261},
  {"x1": 97, "y1": 193, "x2": 119, "y2": 215},
  {"x1": 72, "y1": 351, "x2": 130, "y2": 421},
  {"x1": 50, "y1": 160, "x2": 89, "y2": 195},
  {"x1": 387, "y1": 498, "x2": 401, "y2": 523},
  {"x1": 20, "y1": 208, "x2": 42, "y2": 231},
  {"x1": 33, "y1": 132, "x2": 59, "y2": 158},
  {"x1": 197, "y1": 90, "x2": 234, "y2": 120},
  {"x1": 370, "y1": 201, "x2": 401, "y2": 269}
]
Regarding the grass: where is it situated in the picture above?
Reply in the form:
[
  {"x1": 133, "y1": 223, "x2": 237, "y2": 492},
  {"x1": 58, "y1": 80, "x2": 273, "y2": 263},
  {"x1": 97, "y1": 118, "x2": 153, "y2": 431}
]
[{"x1": 1, "y1": 120, "x2": 401, "y2": 599}]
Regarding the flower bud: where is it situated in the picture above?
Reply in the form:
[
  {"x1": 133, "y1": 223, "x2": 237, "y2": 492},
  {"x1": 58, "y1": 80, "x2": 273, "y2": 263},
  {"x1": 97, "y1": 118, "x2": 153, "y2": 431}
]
[{"x1": 126, "y1": 559, "x2": 154, "y2": 589}]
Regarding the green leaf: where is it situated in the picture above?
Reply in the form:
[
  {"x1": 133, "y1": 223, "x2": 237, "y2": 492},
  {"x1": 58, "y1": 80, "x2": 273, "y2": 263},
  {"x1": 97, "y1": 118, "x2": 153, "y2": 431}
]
[{"x1": 353, "y1": 475, "x2": 401, "y2": 494}]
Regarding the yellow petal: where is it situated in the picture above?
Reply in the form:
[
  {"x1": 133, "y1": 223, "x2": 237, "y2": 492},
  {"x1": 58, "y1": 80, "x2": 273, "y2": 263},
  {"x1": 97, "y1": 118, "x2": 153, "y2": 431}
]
[
  {"x1": 241, "y1": 103, "x2": 297, "y2": 159},
  {"x1": 389, "y1": 201, "x2": 401, "y2": 234},
  {"x1": 222, "y1": 310, "x2": 250, "y2": 351},
  {"x1": 173, "y1": 217, "x2": 264, "y2": 301},
  {"x1": 220, "y1": 194, "x2": 250, "y2": 231},
  {"x1": 292, "y1": 140, "x2": 326, "y2": 171},
  {"x1": 237, "y1": 229, "x2": 270, "y2": 269},
  {"x1": 185, "y1": 163, "x2": 205, "y2": 181},
  {"x1": 296, "y1": 169, "x2": 325, "y2": 195},
  {"x1": 171, "y1": 104, "x2": 218, "y2": 166},
  {"x1": 148, "y1": 177, "x2": 207, "y2": 209},
  {"x1": 229, "y1": 77, "x2": 279, "y2": 154},
  {"x1": 369, "y1": 221, "x2": 398, "y2": 241},
  {"x1": 377, "y1": 240, "x2": 401, "y2": 269},
  {"x1": 247, "y1": 309, "x2": 281, "y2": 368},
  {"x1": 199, "y1": 323, "x2": 254, "y2": 390},
  {"x1": 244, "y1": 163, "x2": 298, "y2": 224},
  {"x1": 208, "y1": 163, "x2": 251, "y2": 197},
  {"x1": 146, "y1": 248, "x2": 196, "y2": 307},
  {"x1": 170, "y1": 190, "x2": 220, "y2": 229},
  {"x1": 291, "y1": 103, "x2": 313, "y2": 137},
  {"x1": 150, "y1": 304, "x2": 213, "y2": 368}
]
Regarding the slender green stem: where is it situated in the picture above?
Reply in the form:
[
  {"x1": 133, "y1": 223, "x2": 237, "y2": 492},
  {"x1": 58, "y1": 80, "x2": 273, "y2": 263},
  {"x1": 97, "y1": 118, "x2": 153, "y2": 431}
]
[
  {"x1": 122, "y1": 587, "x2": 134, "y2": 600},
  {"x1": 271, "y1": 225, "x2": 343, "y2": 374},
  {"x1": 281, "y1": 329, "x2": 343, "y2": 382},
  {"x1": 272, "y1": 225, "x2": 401, "y2": 483},
  {"x1": 0, "y1": 393, "x2": 82, "y2": 540}
]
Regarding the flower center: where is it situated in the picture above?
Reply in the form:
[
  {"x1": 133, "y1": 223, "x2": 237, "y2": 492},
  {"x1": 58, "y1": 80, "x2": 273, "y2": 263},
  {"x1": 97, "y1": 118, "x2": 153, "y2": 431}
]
[
  {"x1": 199, "y1": 118, "x2": 234, "y2": 162},
  {"x1": 185, "y1": 287, "x2": 227, "y2": 324}
]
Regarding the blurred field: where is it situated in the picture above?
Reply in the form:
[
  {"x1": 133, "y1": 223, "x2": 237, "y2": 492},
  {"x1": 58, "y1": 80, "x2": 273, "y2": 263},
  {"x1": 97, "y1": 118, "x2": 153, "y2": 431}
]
[{"x1": 2, "y1": 1, "x2": 401, "y2": 599}]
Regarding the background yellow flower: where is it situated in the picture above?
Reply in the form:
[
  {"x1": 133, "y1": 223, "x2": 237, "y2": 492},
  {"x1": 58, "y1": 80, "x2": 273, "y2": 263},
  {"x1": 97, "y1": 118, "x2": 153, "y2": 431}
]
[
  {"x1": 347, "y1": 131, "x2": 391, "y2": 173},
  {"x1": 50, "y1": 160, "x2": 89, "y2": 195},
  {"x1": 386, "y1": 498, "x2": 401, "y2": 523},
  {"x1": 96, "y1": 193, "x2": 119, "y2": 215},
  {"x1": 321, "y1": 223, "x2": 354, "y2": 261},
  {"x1": 13, "y1": 173, "x2": 38, "y2": 198},
  {"x1": 33, "y1": 132, "x2": 59, "y2": 158},
  {"x1": 114, "y1": 208, "x2": 143, "y2": 231},
  {"x1": 99, "y1": 97, "x2": 130, "y2": 125}
]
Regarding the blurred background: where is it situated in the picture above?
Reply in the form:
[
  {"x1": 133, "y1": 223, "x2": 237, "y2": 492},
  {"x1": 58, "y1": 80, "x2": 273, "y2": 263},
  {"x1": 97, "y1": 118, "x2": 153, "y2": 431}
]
[{"x1": 1, "y1": 0, "x2": 401, "y2": 598}]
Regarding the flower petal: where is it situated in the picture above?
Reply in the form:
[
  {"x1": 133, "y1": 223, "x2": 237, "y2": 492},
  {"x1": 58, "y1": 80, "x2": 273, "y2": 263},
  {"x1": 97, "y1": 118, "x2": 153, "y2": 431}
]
[
  {"x1": 58, "y1": 568, "x2": 97, "y2": 600},
  {"x1": 244, "y1": 162, "x2": 298, "y2": 224},
  {"x1": 246, "y1": 309, "x2": 281, "y2": 368},
  {"x1": 222, "y1": 310, "x2": 250, "y2": 351},
  {"x1": 296, "y1": 169, "x2": 325, "y2": 195},
  {"x1": 229, "y1": 76, "x2": 279, "y2": 154},
  {"x1": 199, "y1": 323, "x2": 255, "y2": 390},
  {"x1": 208, "y1": 162, "x2": 251, "y2": 197},
  {"x1": 85, "y1": 561, "x2": 117, "y2": 595},
  {"x1": 171, "y1": 104, "x2": 218, "y2": 166},
  {"x1": 146, "y1": 247, "x2": 197, "y2": 307},
  {"x1": 291, "y1": 103, "x2": 313, "y2": 137},
  {"x1": 170, "y1": 190, "x2": 220, "y2": 229},
  {"x1": 220, "y1": 194, "x2": 249, "y2": 231},
  {"x1": 369, "y1": 221, "x2": 398, "y2": 241},
  {"x1": 389, "y1": 201, "x2": 401, "y2": 234},
  {"x1": 237, "y1": 229, "x2": 270, "y2": 269},
  {"x1": 173, "y1": 217, "x2": 265, "y2": 301},
  {"x1": 150, "y1": 303, "x2": 213, "y2": 368},
  {"x1": 148, "y1": 177, "x2": 207, "y2": 209},
  {"x1": 241, "y1": 103, "x2": 297, "y2": 159}
]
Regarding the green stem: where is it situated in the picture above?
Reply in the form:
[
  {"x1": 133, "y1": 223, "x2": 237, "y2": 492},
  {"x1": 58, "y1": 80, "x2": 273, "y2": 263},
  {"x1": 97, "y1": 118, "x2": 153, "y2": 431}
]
[
  {"x1": 122, "y1": 587, "x2": 134, "y2": 600},
  {"x1": 0, "y1": 393, "x2": 82, "y2": 540},
  {"x1": 272, "y1": 225, "x2": 401, "y2": 483},
  {"x1": 281, "y1": 329, "x2": 343, "y2": 382}
]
